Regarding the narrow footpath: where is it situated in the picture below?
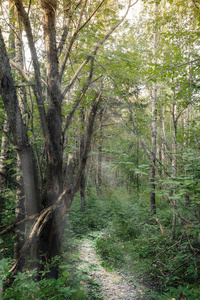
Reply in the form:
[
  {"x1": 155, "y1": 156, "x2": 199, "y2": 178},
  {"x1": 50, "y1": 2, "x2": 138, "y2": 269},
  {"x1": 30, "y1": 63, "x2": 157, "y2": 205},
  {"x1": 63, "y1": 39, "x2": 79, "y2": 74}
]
[{"x1": 78, "y1": 235, "x2": 143, "y2": 299}]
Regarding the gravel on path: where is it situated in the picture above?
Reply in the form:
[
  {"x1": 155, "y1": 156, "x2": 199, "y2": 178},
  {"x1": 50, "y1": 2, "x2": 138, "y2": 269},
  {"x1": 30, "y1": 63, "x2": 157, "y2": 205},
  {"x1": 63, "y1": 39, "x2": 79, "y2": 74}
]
[{"x1": 78, "y1": 236, "x2": 143, "y2": 300}]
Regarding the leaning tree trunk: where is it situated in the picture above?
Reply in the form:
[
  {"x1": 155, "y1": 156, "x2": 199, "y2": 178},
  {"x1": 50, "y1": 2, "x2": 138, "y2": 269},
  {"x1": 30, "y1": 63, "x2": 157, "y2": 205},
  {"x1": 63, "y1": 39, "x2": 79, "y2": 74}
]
[{"x1": 0, "y1": 27, "x2": 42, "y2": 274}]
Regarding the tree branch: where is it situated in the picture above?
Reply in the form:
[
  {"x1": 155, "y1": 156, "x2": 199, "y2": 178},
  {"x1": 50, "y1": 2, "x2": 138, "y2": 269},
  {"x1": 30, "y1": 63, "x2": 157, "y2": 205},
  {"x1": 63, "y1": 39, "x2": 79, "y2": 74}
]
[
  {"x1": 10, "y1": 60, "x2": 48, "y2": 88},
  {"x1": 164, "y1": 253, "x2": 199, "y2": 278},
  {"x1": 130, "y1": 0, "x2": 140, "y2": 7},
  {"x1": 61, "y1": 0, "x2": 132, "y2": 98},
  {"x1": 155, "y1": 237, "x2": 184, "y2": 259},
  {"x1": 191, "y1": 0, "x2": 200, "y2": 9},
  {"x1": 0, "y1": 171, "x2": 23, "y2": 190},
  {"x1": 13, "y1": 0, "x2": 48, "y2": 138},
  {"x1": 59, "y1": 0, "x2": 106, "y2": 80},
  {"x1": 145, "y1": 58, "x2": 200, "y2": 83},
  {"x1": 69, "y1": 92, "x2": 102, "y2": 198},
  {"x1": 62, "y1": 56, "x2": 96, "y2": 139},
  {"x1": 122, "y1": 107, "x2": 171, "y2": 177},
  {"x1": 135, "y1": 216, "x2": 165, "y2": 235},
  {"x1": 57, "y1": 17, "x2": 71, "y2": 58},
  {"x1": 78, "y1": 0, "x2": 106, "y2": 32}
]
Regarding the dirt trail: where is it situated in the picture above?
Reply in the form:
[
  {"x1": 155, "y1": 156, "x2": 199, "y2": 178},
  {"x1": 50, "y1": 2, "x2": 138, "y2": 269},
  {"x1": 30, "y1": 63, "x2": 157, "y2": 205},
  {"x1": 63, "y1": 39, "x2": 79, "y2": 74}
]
[{"x1": 78, "y1": 235, "x2": 142, "y2": 299}]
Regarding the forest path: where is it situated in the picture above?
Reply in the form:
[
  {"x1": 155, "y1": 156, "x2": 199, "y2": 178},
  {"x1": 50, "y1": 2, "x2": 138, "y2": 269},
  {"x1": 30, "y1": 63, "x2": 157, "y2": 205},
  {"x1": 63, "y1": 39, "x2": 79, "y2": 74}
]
[{"x1": 78, "y1": 233, "x2": 143, "y2": 299}]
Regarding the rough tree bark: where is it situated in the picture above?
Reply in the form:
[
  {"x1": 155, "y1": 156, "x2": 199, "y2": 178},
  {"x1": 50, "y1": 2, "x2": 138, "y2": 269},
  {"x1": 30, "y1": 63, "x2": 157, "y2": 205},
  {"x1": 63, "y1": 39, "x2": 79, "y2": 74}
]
[
  {"x1": 3, "y1": 93, "x2": 102, "y2": 288},
  {"x1": 0, "y1": 0, "x2": 15, "y2": 227},
  {"x1": 13, "y1": 6, "x2": 28, "y2": 264},
  {"x1": 0, "y1": 28, "x2": 42, "y2": 278},
  {"x1": 0, "y1": 30, "x2": 41, "y2": 218},
  {"x1": 0, "y1": 119, "x2": 10, "y2": 226}
]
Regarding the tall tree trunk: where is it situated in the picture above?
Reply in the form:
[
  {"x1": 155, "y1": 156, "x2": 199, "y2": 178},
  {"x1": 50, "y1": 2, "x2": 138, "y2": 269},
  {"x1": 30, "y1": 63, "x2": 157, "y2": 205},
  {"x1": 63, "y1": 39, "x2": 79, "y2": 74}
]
[
  {"x1": 0, "y1": 119, "x2": 10, "y2": 226},
  {"x1": 0, "y1": 0, "x2": 15, "y2": 227},
  {"x1": 80, "y1": 106, "x2": 86, "y2": 211},
  {"x1": 150, "y1": 91, "x2": 157, "y2": 214},
  {"x1": 37, "y1": 0, "x2": 64, "y2": 278},
  {"x1": 171, "y1": 10, "x2": 182, "y2": 237},
  {"x1": 0, "y1": 26, "x2": 42, "y2": 261},
  {"x1": 14, "y1": 6, "x2": 28, "y2": 263},
  {"x1": 158, "y1": 100, "x2": 165, "y2": 202},
  {"x1": 171, "y1": 97, "x2": 177, "y2": 238},
  {"x1": 14, "y1": 156, "x2": 25, "y2": 264},
  {"x1": 96, "y1": 108, "x2": 103, "y2": 196},
  {"x1": 136, "y1": 137, "x2": 140, "y2": 196},
  {"x1": 150, "y1": 2, "x2": 158, "y2": 215}
]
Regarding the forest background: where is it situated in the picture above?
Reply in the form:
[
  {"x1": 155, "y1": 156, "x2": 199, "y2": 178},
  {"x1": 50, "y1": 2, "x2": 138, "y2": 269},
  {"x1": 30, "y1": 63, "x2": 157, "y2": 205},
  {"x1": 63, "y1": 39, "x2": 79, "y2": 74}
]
[{"x1": 1, "y1": 0, "x2": 200, "y2": 299}]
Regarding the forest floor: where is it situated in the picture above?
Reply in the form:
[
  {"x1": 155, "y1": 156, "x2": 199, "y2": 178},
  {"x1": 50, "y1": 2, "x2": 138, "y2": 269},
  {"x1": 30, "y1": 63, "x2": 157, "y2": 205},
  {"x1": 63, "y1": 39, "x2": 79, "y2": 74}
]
[{"x1": 77, "y1": 232, "x2": 145, "y2": 299}]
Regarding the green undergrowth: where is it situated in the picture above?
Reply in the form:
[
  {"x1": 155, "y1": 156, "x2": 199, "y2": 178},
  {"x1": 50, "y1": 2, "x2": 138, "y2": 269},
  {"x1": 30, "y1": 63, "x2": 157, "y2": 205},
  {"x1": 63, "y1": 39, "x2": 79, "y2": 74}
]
[
  {"x1": 1, "y1": 239, "x2": 104, "y2": 300},
  {"x1": 1, "y1": 259, "x2": 88, "y2": 299},
  {"x1": 1, "y1": 224, "x2": 102, "y2": 299},
  {"x1": 2, "y1": 184, "x2": 200, "y2": 299},
  {"x1": 68, "y1": 186, "x2": 114, "y2": 236},
  {"x1": 73, "y1": 185, "x2": 200, "y2": 299}
]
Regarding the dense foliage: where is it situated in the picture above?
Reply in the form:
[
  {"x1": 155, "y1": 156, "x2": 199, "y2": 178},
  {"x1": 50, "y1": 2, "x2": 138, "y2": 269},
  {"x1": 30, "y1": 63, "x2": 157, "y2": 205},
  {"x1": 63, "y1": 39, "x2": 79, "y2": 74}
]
[{"x1": 1, "y1": 0, "x2": 200, "y2": 299}]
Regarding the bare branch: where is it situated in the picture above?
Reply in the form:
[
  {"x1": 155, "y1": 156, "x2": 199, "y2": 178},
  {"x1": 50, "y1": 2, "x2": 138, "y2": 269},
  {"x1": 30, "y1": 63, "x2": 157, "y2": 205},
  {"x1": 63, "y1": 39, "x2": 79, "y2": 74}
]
[
  {"x1": 59, "y1": 0, "x2": 88, "y2": 80},
  {"x1": 12, "y1": 0, "x2": 48, "y2": 138},
  {"x1": 61, "y1": 0, "x2": 131, "y2": 98},
  {"x1": 135, "y1": 217, "x2": 165, "y2": 235},
  {"x1": 78, "y1": 0, "x2": 106, "y2": 32},
  {"x1": 154, "y1": 217, "x2": 165, "y2": 235},
  {"x1": 10, "y1": 59, "x2": 48, "y2": 89},
  {"x1": 155, "y1": 236, "x2": 184, "y2": 259},
  {"x1": 135, "y1": 217, "x2": 155, "y2": 227},
  {"x1": 69, "y1": 92, "x2": 102, "y2": 198},
  {"x1": 191, "y1": 0, "x2": 200, "y2": 9},
  {"x1": 61, "y1": 55, "x2": 92, "y2": 98},
  {"x1": 122, "y1": 106, "x2": 171, "y2": 177},
  {"x1": 59, "y1": 0, "x2": 106, "y2": 80},
  {"x1": 174, "y1": 212, "x2": 193, "y2": 224},
  {"x1": 0, "y1": 123, "x2": 14, "y2": 145},
  {"x1": 164, "y1": 253, "x2": 199, "y2": 278},
  {"x1": 93, "y1": 0, "x2": 132, "y2": 51},
  {"x1": 130, "y1": 0, "x2": 140, "y2": 7},
  {"x1": 176, "y1": 100, "x2": 192, "y2": 122},
  {"x1": 10, "y1": 60, "x2": 34, "y2": 86},
  {"x1": 76, "y1": 0, "x2": 88, "y2": 29},
  {"x1": 62, "y1": 56, "x2": 96, "y2": 137},
  {"x1": 0, "y1": 213, "x2": 39, "y2": 237},
  {"x1": 0, "y1": 171, "x2": 23, "y2": 190}
]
